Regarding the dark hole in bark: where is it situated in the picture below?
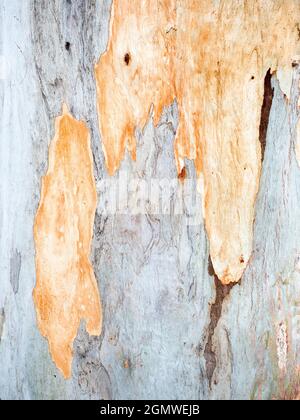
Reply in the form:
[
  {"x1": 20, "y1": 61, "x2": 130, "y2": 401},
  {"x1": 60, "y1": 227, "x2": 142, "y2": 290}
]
[
  {"x1": 124, "y1": 53, "x2": 131, "y2": 66},
  {"x1": 178, "y1": 167, "x2": 186, "y2": 182},
  {"x1": 204, "y1": 256, "x2": 240, "y2": 389},
  {"x1": 65, "y1": 42, "x2": 71, "y2": 51},
  {"x1": 297, "y1": 23, "x2": 300, "y2": 41},
  {"x1": 259, "y1": 69, "x2": 274, "y2": 163}
]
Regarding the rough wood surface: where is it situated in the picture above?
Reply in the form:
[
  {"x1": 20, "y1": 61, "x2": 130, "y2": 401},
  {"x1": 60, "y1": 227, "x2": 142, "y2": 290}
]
[{"x1": 0, "y1": 0, "x2": 300, "y2": 400}]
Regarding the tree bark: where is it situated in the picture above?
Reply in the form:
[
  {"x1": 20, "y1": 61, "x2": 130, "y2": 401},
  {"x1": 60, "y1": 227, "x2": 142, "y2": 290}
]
[{"x1": 0, "y1": 0, "x2": 300, "y2": 400}]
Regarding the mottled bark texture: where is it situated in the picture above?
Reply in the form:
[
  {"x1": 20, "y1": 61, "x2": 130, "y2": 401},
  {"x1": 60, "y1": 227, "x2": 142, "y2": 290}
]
[{"x1": 0, "y1": 0, "x2": 300, "y2": 400}]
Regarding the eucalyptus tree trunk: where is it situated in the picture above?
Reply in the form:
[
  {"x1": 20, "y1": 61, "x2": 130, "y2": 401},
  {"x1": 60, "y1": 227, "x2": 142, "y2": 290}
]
[{"x1": 1, "y1": 0, "x2": 300, "y2": 401}]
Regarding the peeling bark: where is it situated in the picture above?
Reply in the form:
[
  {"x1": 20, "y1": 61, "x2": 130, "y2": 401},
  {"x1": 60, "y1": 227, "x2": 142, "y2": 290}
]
[
  {"x1": 33, "y1": 105, "x2": 102, "y2": 379},
  {"x1": 1, "y1": 0, "x2": 300, "y2": 401},
  {"x1": 95, "y1": 0, "x2": 300, "y2": 284}
]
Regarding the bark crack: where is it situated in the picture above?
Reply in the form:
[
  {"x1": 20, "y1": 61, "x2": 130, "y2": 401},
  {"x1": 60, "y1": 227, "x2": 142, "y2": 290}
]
[
  {"x1": 204, "y1": 257, "x2": 240, "y2": 388},
  {"x1": 0, "y1": 309, "x2": 5, "y2": 344},
  {"x1": 259, "y1": 69, "x2": 274, "y2": 163}
]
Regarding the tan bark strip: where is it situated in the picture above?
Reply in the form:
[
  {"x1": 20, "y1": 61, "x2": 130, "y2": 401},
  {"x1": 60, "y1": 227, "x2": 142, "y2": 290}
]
[
  {"x1": 33, "y1": 105, "x2": 102, "y2": 379},
  {"x1": 95, "y1": 0, "x2": 300, "y2": 285}
]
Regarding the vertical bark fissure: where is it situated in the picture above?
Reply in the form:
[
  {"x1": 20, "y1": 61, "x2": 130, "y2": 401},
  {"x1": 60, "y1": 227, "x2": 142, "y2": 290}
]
[
  {"x1": 259, "y1": 69, "x2": 274, "y2": 163},
  {"x1": 0, "y1": 309, "x2": 5, "y2": 344},
  {"x1": 204, "y1": 257, "x2": 240, "y2": 388}
]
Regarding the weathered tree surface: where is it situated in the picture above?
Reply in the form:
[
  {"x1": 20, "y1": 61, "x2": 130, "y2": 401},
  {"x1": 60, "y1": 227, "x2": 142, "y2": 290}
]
[{"x1": 1, "y1": 0, "x2": 300, "y2": 400}]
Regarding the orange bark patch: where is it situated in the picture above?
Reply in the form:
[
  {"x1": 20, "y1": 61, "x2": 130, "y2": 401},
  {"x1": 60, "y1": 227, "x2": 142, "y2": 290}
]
[
  {"x1": 95, "y1": 0, "x2": 300, "y2": 284},
  {"x1": 33, "y1": 105, "x2": 102, "y2": 379}
]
